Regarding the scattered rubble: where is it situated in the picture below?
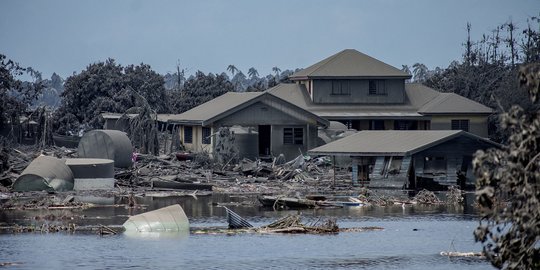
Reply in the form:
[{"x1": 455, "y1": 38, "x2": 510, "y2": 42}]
[{"x1": 413, "y1": 189, "x2": 442, "y2": 204}]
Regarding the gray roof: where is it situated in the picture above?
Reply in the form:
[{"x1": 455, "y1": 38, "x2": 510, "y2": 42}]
[
  {"x1": 418, "y1": 92, "x2": 493, "y2": 114},
  {"x1": 308, "y1": 130, "x2": 499, "y2": 156},
  {"x1": 266, "y1": 83, "x2": 492, "y2": 118},
  {"x1": 163, "y1": 91, "x2": 329, "y2": 127},
  {"x1": 163, "y1": 92, "x2": 263, "y2": 124},
  {"x1": 289, "y1": 49, "x2": 411, "y2": 79}
]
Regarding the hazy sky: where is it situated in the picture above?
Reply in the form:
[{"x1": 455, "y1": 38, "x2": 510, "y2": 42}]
[{"x1": 1, "y1": 0, "x2": 538, "y2": 79}]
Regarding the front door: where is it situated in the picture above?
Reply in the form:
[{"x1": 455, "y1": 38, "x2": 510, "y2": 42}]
[{"x1": 258, "y1": 125, "x2": 271, "y2": 156}]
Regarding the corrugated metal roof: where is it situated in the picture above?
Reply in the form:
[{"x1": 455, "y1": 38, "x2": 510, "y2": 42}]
[
  {"x1": 289, "y1": 49, "x2": 411, "y2": 79},
  {"x1": 308, "y1": 130, "x2": 497, "y2": 156}
]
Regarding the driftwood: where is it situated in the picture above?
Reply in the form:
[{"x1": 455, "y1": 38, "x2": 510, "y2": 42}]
[
  {"x1": 413, "y1": 189, "x2": 442, "y2": 204},
  {"x1": 440, "y1": 251, "x2": 485, "y2": 258},
  {"x1": 259, "y1": 214, "x2": 339, "y2": 234},
  {"x1": 151, "y1": 180, "x2": 213, "y2": 191}
]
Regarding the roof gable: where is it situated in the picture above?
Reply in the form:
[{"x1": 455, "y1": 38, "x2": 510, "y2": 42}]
[
  {"x1": 164, "y1": 92, "x2": 263, "y2": 124},
  {"x1": 165, "y1": 91, "x2": 329, "y2": 127},
  {"x1": 289, "y1": 49, "x2": 411, "y2": 79},
  {"x1": 308, "y1": 130, "x2": 499, "y2": 156}
]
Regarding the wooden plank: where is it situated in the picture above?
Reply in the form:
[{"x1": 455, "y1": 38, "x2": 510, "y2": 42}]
[{"x1": 151, "y1": 180, "x2": 213, "y2": 191}]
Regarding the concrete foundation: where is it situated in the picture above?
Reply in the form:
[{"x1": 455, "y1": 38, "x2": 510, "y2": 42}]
[{"x1": 73, "y1": 178, "x2": 115, "y2": 190}]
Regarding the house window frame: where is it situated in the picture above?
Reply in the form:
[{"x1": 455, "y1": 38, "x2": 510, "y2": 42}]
[
  {"x1": 283, "y1": 127, "x2": 304, "y2": 145},
  {"x1": 368, "y1": 79, "x2": 387, "y2": 95},
  {"x1": 184, "y1": 126, "x2": 193, "y2": 144},
  {"x1": 331, "y1": 80, "x2": 351, "y2": 95},
  {"x1": 202, "y1": 127, "x2": 211, "y2": 144},
  {"x1": 451, "y1": 119, "x2": 470, "y2": 132},
  {"x1": 424, "y1": 156, "x2": 447, "y2": 173}
]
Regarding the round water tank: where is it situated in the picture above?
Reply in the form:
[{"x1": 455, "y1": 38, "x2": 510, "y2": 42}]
[
  {"x1": 77, "y1": 130, "x2": 133, "y2": 168},
  {"x1": 13, "y1": 156, "x2": 74, "y2": 192}
]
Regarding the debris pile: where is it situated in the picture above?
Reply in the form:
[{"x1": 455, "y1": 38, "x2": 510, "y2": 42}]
[
  {"x1": 445, "y1": 185, "x2": 464, "y2": 205},
  {"x1": 259, "y1": 214, "x2": 339, "y2": 234},
  {"x1": 413, "y1": 189, "x2": 442, "y2": 204}
]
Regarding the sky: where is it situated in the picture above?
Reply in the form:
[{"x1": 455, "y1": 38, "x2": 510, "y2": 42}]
[{"x1": 1, "y1": 0, "x2": 538, "y2": 79}]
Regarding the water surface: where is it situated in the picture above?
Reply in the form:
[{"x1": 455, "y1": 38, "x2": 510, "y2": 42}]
[{"x1": 0, "y1": 193, "x2": 493, "y2": 270}]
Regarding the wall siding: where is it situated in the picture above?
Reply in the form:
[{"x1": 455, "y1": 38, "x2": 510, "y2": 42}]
[
  {"x1": 414, "y1": 136, "x2": 495, "y2": 186},
  {"x1": 430, "y1": 115, "x2": 489, "y2": 137},
  {"x1": 312, "y1": 79, "x2": 405, "y2": 104}
]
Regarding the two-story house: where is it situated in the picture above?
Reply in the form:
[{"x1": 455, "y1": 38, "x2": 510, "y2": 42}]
[{"x1": 268, "y1": 49, "x2": 492, "y2": 137}]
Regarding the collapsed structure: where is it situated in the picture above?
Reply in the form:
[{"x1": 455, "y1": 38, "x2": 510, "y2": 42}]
[{"x1": 309, "y1": 130, "x2": 500, "y2": 189}]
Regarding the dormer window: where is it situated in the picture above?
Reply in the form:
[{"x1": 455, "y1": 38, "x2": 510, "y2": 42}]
[
  {"x1": 369, "y1": 80, "x2": 387, "y2": 95},
  {"x1": 331, "y1": 80, "x2": 350, "y2": 95}
]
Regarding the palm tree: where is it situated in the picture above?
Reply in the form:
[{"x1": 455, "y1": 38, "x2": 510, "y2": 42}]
[
  {"x1": 412, "y1": 63, "x2": 428, "y2": 82},
  {"x1": 247, "y1": 67, "x2": 259, "y2": 79},
  {"x1": 227, "y1": 65, "x2": 238, "y2": 77},
  {"x1": 272, "y1": 66, "x2": 281, "y2": 80}
]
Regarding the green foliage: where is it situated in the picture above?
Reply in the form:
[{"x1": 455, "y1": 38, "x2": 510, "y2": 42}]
[
  {"x1": 473, "y1": 63, "x2": 540, "y2": 270},
  {"x1": 54, "y1": 59, "x2": 168, "y2": 134},
  {"x1": 169, "y1": 71, "x2": 234, "y2": 113}
]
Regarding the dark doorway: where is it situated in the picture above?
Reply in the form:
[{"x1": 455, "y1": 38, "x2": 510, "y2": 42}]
[{"x1": 258, "y1": 125, "x2": 271, "y2": 156}]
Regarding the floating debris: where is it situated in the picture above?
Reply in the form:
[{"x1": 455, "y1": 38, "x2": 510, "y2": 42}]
[
  {"x1": 122, "y1": 204, "x2": 189, "y2": 233},
  {"x1": 224, "y1": 206, "x2": 253, "y2": 229}
]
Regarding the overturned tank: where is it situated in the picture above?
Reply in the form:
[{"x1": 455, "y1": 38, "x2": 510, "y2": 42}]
[
  {"x1": 13, "y1": 156, "x2": 74, "y2": 192},
  {"x1": 77, "y1": 130, "x2": 133, "y2": 168},
  {"x1": 123, "y1": 204, "x2": 189, "y2": 233}
]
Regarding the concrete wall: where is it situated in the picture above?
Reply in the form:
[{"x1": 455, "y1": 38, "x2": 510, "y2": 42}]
[
  {"x1": 430, "y1": 115, "x2": 489, "y2": 137},
  {"x1": 311, "y1": 79, "x2": 405, "y2": 104}
]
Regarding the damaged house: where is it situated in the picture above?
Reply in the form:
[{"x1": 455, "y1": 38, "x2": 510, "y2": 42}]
[
  {"x1": 308, "y1": 130, "x2": 500, "y2": 189},
  {"x1": 101, "y1": 49, "x2": 495, "y2": 174},
  {"x1": 160, "y1": 92, "x2": 329, "y2": 160}
]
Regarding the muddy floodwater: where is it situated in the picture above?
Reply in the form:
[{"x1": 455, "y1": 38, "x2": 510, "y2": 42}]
[{"x1": 0, "y1": 193, "x2": 494, "y2": 269}]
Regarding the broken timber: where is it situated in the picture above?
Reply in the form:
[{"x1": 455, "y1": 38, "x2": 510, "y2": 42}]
[{"x1": 151, "y1": 180, "x2": 213, "y2": 191}]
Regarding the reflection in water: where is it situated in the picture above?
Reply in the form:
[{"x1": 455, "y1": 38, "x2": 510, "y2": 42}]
[{"x1": 123, "y1": 230, "x2": 189, "y2": 240}]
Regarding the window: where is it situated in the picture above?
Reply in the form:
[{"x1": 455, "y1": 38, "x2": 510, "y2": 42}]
[
  {"x1": 424, "y1": 156, "x2": 447, "y2": 173},
  {"x1": 202, "y1": 127, "x2": 211, "y2": 144},
  {"x1": 368, "y1": 80, "x2": 387, "y2": 95},
  {"x1": 331, "y1": 80, "x2": 350, "y2": 95},
  {"x1": 451, "y1": 119, "x2": 469, "y2": 132},
  {"x1": 283, "y1": 127, "x2": 303, "y2": 145},
  {"x1": 184, "y1": 126, "x2": 193, "y2": 144}
]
